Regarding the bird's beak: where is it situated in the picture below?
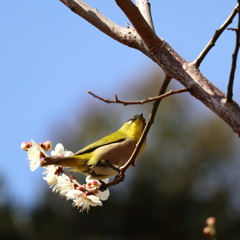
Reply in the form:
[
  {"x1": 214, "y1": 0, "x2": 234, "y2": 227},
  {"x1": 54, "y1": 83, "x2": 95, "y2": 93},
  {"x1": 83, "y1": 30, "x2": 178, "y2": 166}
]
[{"x1": 137, "y1": 113, "x2": 145, "y2": 125}]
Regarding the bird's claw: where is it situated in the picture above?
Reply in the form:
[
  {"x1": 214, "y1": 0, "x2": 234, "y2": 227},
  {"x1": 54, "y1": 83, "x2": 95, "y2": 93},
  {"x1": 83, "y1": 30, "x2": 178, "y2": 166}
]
[
  {"x1": 98, "y1": 173, "x2": 125, "y2": 192},
  {"x1": 114, "y1": 173, "x2": 125, "y2": 183}
]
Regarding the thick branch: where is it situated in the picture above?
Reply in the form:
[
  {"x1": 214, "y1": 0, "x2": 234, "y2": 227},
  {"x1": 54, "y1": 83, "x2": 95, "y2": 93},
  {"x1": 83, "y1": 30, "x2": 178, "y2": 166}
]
[
  {"x1": 59, "y1": 0, "x2": 149, "y2": 54},
  {"x1": 149, "y1": 42, "x2": 240, "y2": 135},
  {"x1": 115, "y1": 0, "x2": 161, "y2": 48}
]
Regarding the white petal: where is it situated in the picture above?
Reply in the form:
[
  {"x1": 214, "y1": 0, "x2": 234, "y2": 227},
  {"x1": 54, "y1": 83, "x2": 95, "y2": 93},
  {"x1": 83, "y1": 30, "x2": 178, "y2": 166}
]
[
  {"x1": 42, "y1": 165, "x2": 57, "y2": 175},
  {"x1": 54, "y1": 143, "x2": 65, "y2": 155},
  {"x1": 64, "y1": 151, "x2": 74, "y2": 157},
  {"x1": 44, "y1": 174, "x2": 58, "y2": 185},
  {"x1": 51, "y1": 150, "x2": 56, "y2": 156},
  {"x1": 31, "y1": 139, "x2": 37, "y2": 146},
  {"x1": 72, "y1": 193, "x2": 102, "y2": 212},
  {"x1": 87, "y1": 195, "x2": 102, "y2": 206},
  {"x1": 101, "y1": 178, "x2": 109, "y2": 184},
  {"x1": 51, "y1": 175, "x2": 74, "y2": 196},
  {"x1": 67, "y1": 189, "x2": 82, "y2": 200},
  {"x1": 86, "y1": 175, "x2": 91, "y2": 182},
  {"x1": 97, "y1": 189, "x2": 110, "y2": 201},
  {"x1": 27, "y1": 141, "x2": 41, "y2": 171}
]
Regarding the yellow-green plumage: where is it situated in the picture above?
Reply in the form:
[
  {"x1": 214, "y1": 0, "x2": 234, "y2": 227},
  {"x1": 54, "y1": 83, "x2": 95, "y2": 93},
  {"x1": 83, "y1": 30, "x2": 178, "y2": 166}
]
[{"x1": 41, "y1": 114, "x2": 146, "y2": 179}]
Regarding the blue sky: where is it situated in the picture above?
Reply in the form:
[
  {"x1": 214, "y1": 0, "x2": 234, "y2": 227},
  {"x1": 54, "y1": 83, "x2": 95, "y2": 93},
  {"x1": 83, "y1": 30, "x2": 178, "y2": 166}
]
[{"x1": 1, "y1": 1, "x2": 239, "y2": 211}]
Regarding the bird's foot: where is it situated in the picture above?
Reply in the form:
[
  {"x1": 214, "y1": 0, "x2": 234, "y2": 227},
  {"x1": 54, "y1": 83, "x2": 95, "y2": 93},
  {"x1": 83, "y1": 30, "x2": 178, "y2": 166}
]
[{"x1": 98, "y1": 172, "x2": 125, "y2": 192}]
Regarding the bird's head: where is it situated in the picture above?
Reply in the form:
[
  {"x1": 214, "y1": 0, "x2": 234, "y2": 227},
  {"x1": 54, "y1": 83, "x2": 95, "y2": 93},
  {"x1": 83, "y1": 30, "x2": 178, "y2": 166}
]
[{"x1": 120, "y1": 114, "x2": 146, "y2": 142}]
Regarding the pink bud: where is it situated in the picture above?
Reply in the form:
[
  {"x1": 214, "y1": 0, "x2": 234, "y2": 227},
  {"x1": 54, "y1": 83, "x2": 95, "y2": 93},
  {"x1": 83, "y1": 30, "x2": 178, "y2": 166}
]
[
  {"x1": 203, "y1": 226, "x2": 211, "y2": 236},
  {"x1": 76, "y1": 186, "x2": 84, "y2": 191},
  {"x1": 92, "y1": 180, "x2": 98, "y2": 186},
  {"x1": 40, "y1": 141, "x2": 52, "y2": 151},
  {"x1": 79, "y1": 186, "x2": 85, "y2": 191},
  {"x1": 206, "y1": 217, "x2": 216, "y2": 226},
  {"x1": 21, "y1": 142, "x2": 32, "y2": 151}
]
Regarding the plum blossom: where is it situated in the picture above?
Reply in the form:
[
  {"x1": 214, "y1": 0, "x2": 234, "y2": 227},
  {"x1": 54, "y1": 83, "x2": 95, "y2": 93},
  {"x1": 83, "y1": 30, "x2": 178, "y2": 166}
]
[
  {"x1": 67, "y1": 189, "x2": 102, "y2": 212},
  {"x1": 85, "y1": 176, "x2": 110, "y2": 201},
  {"x1": 27, "y1": 140, "x2": 48, "y2": 171},
  {"x1": 51, "y1": 143, "x2": 73, "y2": 157},
  {"x1": 22, "y1": 140, "x2": 110, "y2": 212},
  {"x1": 43, "y1": 143, "x2": 74, "y2": 185}
]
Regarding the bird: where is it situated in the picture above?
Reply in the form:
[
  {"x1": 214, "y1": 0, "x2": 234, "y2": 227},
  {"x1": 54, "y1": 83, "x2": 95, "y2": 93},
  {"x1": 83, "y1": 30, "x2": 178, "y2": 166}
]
[{"x1": 41, "y1": 114, "x2": 146, "y2": 180}]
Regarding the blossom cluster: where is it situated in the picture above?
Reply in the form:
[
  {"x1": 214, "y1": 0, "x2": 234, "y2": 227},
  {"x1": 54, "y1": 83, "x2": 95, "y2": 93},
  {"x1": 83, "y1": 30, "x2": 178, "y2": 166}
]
[{"x1": 21, "y1": 140, "x2": 110, "y2": 212}]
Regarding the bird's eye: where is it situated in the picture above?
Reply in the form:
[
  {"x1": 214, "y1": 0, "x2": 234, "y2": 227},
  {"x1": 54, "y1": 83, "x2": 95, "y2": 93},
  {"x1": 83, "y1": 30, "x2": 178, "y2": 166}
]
[{"x1": 127, "y1": 115, "x2": 138, "y2": 124}]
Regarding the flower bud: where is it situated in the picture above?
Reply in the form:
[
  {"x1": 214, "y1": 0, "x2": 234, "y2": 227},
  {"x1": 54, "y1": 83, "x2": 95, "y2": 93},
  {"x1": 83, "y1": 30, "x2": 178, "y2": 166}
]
[
  {"x1": 40, "y1": 141, "x2": 52, "y2": 151},
  {"x1": 46, "y1": 175, "x2": 58, "y2": 185},
  {"x1": 203, "y1": 226, "x2": 211, "y2": 236},
  {"x1": 21, "y1": 142, "x2": 32, "y2": 151},
  {"x1": 206, "y1": 217, "x2": 216, "y2": 226}
]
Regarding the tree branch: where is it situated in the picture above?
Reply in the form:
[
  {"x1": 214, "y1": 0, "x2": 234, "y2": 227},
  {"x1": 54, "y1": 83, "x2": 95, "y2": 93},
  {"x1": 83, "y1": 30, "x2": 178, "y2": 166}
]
[
  {"x1": 115, "y1": 0, "x2": 161, "y2": 48},
  {"x1": 153, "y1": 44, "x2": 240, "y2": 135},
  {"x1": 135, "y1": 0, "x2": 155, "y2": 32},
  {"x1": 59, "y1": 0, "x2": 149, "y2": 54},
  {"x1": 227, "y1": 3, "x2": 240, "y2": 103},
  {"x1": 59, "y1": 0, "x2": 240, "y2": 135},
  {"x1": 87, "y1": 88, "x2": 189, "y2": 105},
  {"x1": 227, "y1": 27, "x2": 239, "y2": 103},
  {"x1": 193, "y1": 4, "x2": 239, "y2": 68}
]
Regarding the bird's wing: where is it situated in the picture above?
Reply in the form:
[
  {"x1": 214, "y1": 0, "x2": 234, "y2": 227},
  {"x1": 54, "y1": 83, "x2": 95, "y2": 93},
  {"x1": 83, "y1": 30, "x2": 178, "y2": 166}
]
[{"x1": 74, "y1": 131, "x2": 127, "y2": 156}]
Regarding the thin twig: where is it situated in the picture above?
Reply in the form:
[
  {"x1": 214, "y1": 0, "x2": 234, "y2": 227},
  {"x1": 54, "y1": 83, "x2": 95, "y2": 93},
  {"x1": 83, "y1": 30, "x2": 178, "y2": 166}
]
[
  {"x1": 227, "y1": 3, "x2": 240, "y2": 103},
  {"x1": 227, "y1": 28, "x2": 239, "y2": 103},
  {"x1": 100, "y1": 76, "x2": 172, "y2": 191},
  {"x1": 120, "y1": 76, "x2": 172, "y2": 174},
  {"x1": 193, "y1": 4, "x2": 239, "y2": 68},
  {"x1": 88, "y1": 88, "x2": 188, "y2": 105}
]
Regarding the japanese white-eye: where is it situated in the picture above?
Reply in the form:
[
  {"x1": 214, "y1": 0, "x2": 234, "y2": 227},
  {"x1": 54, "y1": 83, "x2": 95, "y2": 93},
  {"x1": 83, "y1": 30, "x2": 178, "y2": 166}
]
[{"x1": 41, "y1": 114, "x2": 146, "y2": 180}]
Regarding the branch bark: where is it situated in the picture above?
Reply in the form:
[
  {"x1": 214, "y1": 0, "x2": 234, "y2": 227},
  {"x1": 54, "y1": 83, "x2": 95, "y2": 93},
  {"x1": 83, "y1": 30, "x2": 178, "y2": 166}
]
[
  {"x1": 135, "y1": 0, "x2": 155, "y2": 31},
  {"x1": 59, "y1": 0, "x2": 240, "y2": 135},
  {"x1": 59, "y1": 0, "x2": 149, "y2": 55},
  {"x1": 115, "y1": 0, "x2": 161, "y2": 48}
]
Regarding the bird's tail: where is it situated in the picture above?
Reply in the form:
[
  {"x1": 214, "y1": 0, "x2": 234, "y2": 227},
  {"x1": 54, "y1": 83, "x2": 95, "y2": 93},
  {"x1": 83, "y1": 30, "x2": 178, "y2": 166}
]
[{"x1": 40, "y1": 156, "x2": 75, "y2": 167}]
